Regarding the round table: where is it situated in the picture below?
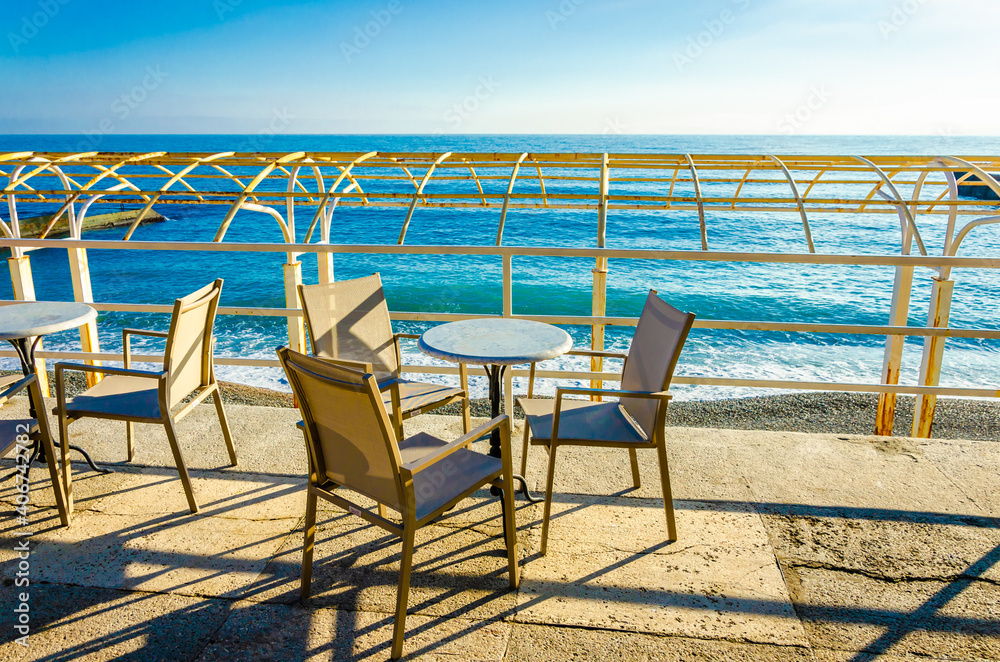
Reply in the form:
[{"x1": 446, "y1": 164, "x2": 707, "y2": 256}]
[
  {"x1": 419, "y1": 318, "x2": 572, "y2": 502},
  {"x1": 0, "y1": 302, "x2": 99, "y2": 470}
]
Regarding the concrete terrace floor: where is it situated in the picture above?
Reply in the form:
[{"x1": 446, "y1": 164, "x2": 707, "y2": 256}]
[{"x1": 1, "y1": 401, "x2": 998, "y2": 661}]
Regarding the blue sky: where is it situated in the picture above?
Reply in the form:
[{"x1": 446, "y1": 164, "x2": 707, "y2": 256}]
[{"x1": 2, "y1": 0, "x2": 997, "y2": 135}]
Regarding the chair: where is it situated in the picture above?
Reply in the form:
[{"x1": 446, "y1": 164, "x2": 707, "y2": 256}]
[
  {"x1": 517, "y1": 290, "x2": 695, "y2": 553},
  {"x1": 277, "y1": 346, "x2": 518, "y2": 660},
  {"x1": 54, "y1": 279, "x2": 237, "y2": 514},
  {"x1": 298, "y1": 273, "x2": 471, "y2": 439},
  {"x1": 1, "y1": 373, "x2": 70, "y2": 526}
]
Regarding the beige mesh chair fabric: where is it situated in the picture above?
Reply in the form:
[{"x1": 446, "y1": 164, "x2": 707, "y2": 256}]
[
  {"x1": 1, "y1": 374, "x2": 70, "y2": 526},
  {"x1": 516, "y1": 290, "x2": 695, "y2": 553},
  {"x1": 54, "y1": 279, "x2": 237, "y2": 514},
  {"x1": 277, "y1": 346, "x2": 519, "y2": 660},
  {"x1": 299, "y1": 273, "x2": 471, "y2": 437}
]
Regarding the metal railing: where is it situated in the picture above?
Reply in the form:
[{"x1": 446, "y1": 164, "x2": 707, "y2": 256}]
[{"x1": 3, "y1": 151, "x2": 1000, "y2": 437}]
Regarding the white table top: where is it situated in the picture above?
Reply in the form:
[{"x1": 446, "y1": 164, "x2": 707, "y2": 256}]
[
  {"x1": 0, "y1": 302, "x2": 98, "y2": 340},
  {"x1": 419, "y1": 318, "x2": 572, "y2": 366}
]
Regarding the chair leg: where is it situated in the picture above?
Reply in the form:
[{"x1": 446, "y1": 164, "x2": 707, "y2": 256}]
[
  {"x1": 301, "y1": 487, "x2": 318, "y2": 600},
  {"x1": 392, "y1": 524, "x2": 417, "y2": 660},
  {"x1": 34, "y1": 395, "x2": 69, "y2": 527},
  {"x1": 58, "y1": 415, "x2": 73, "y2": 516},
  {"x1": 540, "y1": 444, "x2": 558, "y2": 556},
  {"x1": 461, "y1": 396, "x2": 471, "y2": 434},
  {"x1": 502, "y1": 471, "x2": 520, "y2": 588},
  {"x1": 378, "y1": 503, "x2": 387, "y2": 518},
  {"x1": 162, "y1": 416, "x2": 199, "y2": 514},
  {"x1": 628, "y1": 448, "x2": 641, "y2": 489},
  {"x1": 656, "y1": 440, "x2": 677, "y2": 542},
  {"x1": 212, "y1": 386, "x2": 238, "y2": 466},
  {"x1": 519, "y1": 422, "x2": 531, "y2": 477},
  {"x1": 126, "y1": 422, "x2": 134, "y2": 462}
]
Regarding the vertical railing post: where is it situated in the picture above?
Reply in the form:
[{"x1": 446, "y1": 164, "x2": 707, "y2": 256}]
[
  {"x1": 912, "y1": 277, "x2": 954, "y2": 437},
  {"x1": 7, "y1": 254, "x2": 49, "y2": 396},
  {"x1": 67, "y1": 247, "x2": 103, "y2": 387},
  {"x1": 503, "y1": 252, "x2": 514, "y2": 415},
  {"x1": 591, "y1": 154, "x2": 609, "y2": 398},
  {"x1": 317, "y1": 249, "x2": 334, "y2": 284},
  {"x1": 284, "y1": 253, "x2": 306, "y2": 354},
  {"x1": 874, "y1": 225, "x2": 914, "y2": 436}
]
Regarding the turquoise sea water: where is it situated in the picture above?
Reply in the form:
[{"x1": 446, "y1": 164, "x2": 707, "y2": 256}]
[{"x1": 2, "y1": 134, "x2": 999, "y2": 399}]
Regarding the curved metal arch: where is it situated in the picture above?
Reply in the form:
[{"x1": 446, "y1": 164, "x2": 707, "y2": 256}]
[
  {"x1": 398, "y1": 152, "x2": 452, "y2": 245},
  {"x1": 730, "y1": 157, "x2": 768, "y2": 209},
  {"x1": 768, "y1": 155, "x2": 815, "y2": 253},
  {"x1": 74, "y1": 182, "x2": 134, "y2": 238},
  {"x1": 950, "y1": 215, "x2": 1000, "y2": 256},
  {"x1": 123, "y1": 152, "x2": 236, "y2": 240},
  {"x1": 853, "y1": 156, "x2": 927, "y2": 256},
  {"x1": 305, "y1": 151, "x2": 378, "y2": 236},
  {"x1": 800, "y1": 167, "x2": 831, "y2": 201},
  {"x1": 535, "y1": 162, "x2": 548, "y2": 207},
  {"x1": 77, "y1": 152, "x2": 164, "y2": 193},
  {"x1": 684, "y1": 154, "x2": 708, "y2": 250},
  {"x1": 239, "y1": 202, "x2": 293, "y2": 243},
  {"x1": 304, "y1": 183, "x2": 357, "y2": 243},
  {"x1": 4, "y1": 152, "x2": 95, "y2": 192},
  {"x1": 494, "y1": 152, "x2": 528, "y2": 246},
  {"x1": 935, "y1": 155, "x2": 1000, "y2": 200},
  {"x1": 213, "y1": 152, "x2": 305, "y2": 243},
  {"x1": 465, "y1": 163, "x2": 487, "y2": 205}
]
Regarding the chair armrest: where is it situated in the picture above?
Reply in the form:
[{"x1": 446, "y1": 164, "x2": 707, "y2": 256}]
[
  {"x1": 122, "y1": 328, "x2": 169, "y2": 339},
  {"x1": 393, "y1": 333, "x2": 421, "y2": 341},
  {"x1": 54, "y1": 362, "x2": 165, "y2": 379},
  {"x1": 400, "y1": 415, "x2": 510, "y2": 476},
  {"x1": 0, "y1": 374, "x2": 35, "y2": 407},
  {"x1": 555, "y1": 386, "x2": 672, "y2": 401},
  {"x1": 123, "y1": 328, "x2": 168, "y2": 368}
]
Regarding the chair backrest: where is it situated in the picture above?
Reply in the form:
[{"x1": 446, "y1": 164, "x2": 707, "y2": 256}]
[
  {"x1": 619, "y1": 291, "x2": 695, "y2": 437},
  {"x1": 163, "y1": 279, "x2": 223, "y2": 408},
  {"x1": 277, "y1": 345, "x2": 404, "y2": 510},
  {"x1": 299, "y1": 273, "x2": 399, "y2": 381}
]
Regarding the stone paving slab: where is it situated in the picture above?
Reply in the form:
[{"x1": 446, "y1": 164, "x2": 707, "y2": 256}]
[
  {"x1": 504, "y1": 622, "x2": 814, "y2": 662},
  {"x1": 918, "y1": 438, "x2": 1000, "y2": 516},
  {"x1": 0, "y1": 583, "x2": 232, "y2": 661},
  {"x1": 194, "y1": 601, "x2": 511, "y2": 662},
  {"x1": 515, "y1": 497, "x2": 808, "y2": 646},
  {"x1": 785, "y1": 566, "x2": 1000, "y2": 661}
]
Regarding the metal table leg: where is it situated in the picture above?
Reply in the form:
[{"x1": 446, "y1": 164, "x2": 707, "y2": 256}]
[
  {"x1": 5, "y1": 336, "x2": 110, "y2": 475},
  {"x1": 484, "y1": 364, "x2": 542, "y2": 504}
]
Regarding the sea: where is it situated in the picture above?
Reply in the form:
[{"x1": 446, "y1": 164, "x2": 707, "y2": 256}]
[{"x1": 2, "y1": 134, "x2": 999, "y2": 401}]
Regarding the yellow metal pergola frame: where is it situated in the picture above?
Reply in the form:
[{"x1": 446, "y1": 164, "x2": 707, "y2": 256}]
[{"x1": 3, "y1": 150, "x2": 1000, "y2": 438}]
